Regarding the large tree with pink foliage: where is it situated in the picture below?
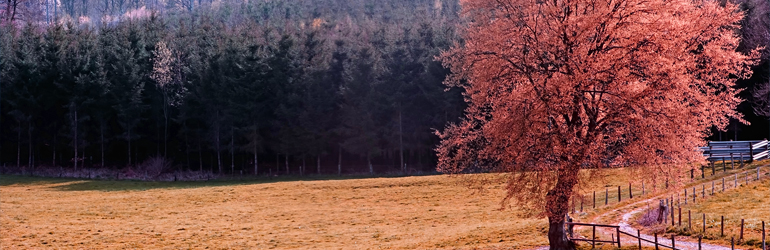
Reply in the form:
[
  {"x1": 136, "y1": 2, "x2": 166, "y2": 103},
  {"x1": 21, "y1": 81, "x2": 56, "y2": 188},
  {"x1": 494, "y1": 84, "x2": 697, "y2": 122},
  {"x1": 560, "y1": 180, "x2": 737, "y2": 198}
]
[{"x1": 436, "y1": 0, "x2": 758, "y2": 248}]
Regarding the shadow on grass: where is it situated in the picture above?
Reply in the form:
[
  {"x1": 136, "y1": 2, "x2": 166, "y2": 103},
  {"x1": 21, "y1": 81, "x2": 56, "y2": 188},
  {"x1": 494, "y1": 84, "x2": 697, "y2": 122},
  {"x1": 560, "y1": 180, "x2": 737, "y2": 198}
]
[{"x1": 0, "y1": 173, "x2": 440, "y2": 192}]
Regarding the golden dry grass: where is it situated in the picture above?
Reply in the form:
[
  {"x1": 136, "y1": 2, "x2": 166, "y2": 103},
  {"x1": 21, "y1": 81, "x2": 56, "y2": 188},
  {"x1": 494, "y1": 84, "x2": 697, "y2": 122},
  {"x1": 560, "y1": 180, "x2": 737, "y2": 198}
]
[
  {"x1": 2, "y1": 165, "x2": 737, "y2": 249},
  {"x1": 671, "y1": 177, "x2": 769, "y2": 248},
  {"x1": 1, "y1": 175, "x2": 550, "y2": 249}
]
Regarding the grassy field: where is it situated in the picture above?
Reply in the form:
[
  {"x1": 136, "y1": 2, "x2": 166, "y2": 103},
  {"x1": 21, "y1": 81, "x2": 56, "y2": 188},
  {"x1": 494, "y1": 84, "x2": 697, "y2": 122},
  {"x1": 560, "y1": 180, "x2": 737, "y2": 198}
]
[
  {"x1": 1, "y1": 174, "x2": 553, "y2": 249},
  {"x1": 3, "y1": 164, "x2": 757, "y2": 249},
  {"x1": 670, "y1": 177, "x2": 769, "y2": 248}
]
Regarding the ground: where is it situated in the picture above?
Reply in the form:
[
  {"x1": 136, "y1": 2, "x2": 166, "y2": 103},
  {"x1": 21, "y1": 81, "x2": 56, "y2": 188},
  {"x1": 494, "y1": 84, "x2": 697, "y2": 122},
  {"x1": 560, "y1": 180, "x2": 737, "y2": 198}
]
[
  {"x1": 669, "y1": 178, "x2": 769, "y2": 248},
  {"x1": 1, "y1": 175, "x2": 548, "y2": 249},
  {"x1": 2, "y1": 164, "x2": 765, "y2": 249},
  {"x1": 584, "y1": 161, "x2": 770, "y2": 250}
]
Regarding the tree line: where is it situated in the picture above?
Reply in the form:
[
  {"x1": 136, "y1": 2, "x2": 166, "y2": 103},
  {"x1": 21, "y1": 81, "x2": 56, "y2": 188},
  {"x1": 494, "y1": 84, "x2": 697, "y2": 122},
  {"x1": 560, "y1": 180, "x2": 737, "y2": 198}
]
[{"x1": 0, "y1": 0, "x2": 466, "y2": 175}]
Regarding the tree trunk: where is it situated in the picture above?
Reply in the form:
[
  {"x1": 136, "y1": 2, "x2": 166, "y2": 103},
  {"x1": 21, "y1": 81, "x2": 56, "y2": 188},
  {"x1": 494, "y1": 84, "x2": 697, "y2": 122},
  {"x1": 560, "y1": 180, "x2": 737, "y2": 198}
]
[
  {"x1": 368, "y1": 154, "x2": 373, "y2": 175},
  {"x1": 547, "y1": 215, "x2": 574, "y2": 250},
  {"x1": 337, "y1": 145, "x2": 342, "y2": 176},
  {"x1": 216, "y1": 116, "x2": 221, "y2": 173},
  {"x1": 198, "y1": 142, "x2": 203, "y2": 172},
  {"x1": 17, "y1": 124, "x2": 21, "y2": 169},
  {"x1": 156, "y1": 118, "x2": 160, "y2": 156},
  {"x1": 163, "y1": 93, "x2": 168, "y2": 158},
  {"x1": 52, "y1": 133, "x2": 56, "y2": 167},
  {"x1": 100, "y1": 122, "x2": 105, "y2": 168},
  {"x1": 10, "y1": 0, "x2": 18, "y2": 21},
  {"x1": 253, "y1": 125, "x2": 258, "y2": 175},
  {"x1": 128, "y1": 129, "x2": 132, "y2": 166},
  {"x1": 73, "y1": 108, "x2": 78, "y2": 171},
  {"x1": 544, "y1": 167, "x2": 579, "y2": 250},
  {"x1": 0, "y1": 85, "x2": 2, "y2": 164},
  {"x1": 28, "y1": 123, "x2": 32, "y2": 170},
  {"x1": 184, "y1": 123, "x2": 190, "y2": 170},
  {"x1": 399, "y1": 109, "x2": 404, "y2": 173}
]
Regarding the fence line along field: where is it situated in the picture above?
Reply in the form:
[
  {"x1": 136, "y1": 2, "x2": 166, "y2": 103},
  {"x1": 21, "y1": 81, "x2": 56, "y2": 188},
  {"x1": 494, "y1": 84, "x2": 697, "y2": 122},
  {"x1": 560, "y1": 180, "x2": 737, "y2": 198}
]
[
  {"x1": 2, "y1": 175, "x2": 550, "y2": 249},
  {"x1": 669, "y1": 178, "x2": 769, "y2": 248}
]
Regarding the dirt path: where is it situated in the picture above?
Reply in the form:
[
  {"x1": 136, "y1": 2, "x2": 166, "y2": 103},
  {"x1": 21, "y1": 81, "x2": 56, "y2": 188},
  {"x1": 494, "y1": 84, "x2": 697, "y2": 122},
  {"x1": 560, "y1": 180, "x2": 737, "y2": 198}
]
[
  {"x1": 581, "y1": 164, "x2": 770, "y2": 250},
  {"x1": 528, "y1": 166, "x2": 767, "y2": 250},
  {"x1": 587, "y1": 190, "x2": 744, "y2": 250},
  {"x1": 528, "y1": 198, "x2": 738, "y2": 250},
  {"x1": 615, "y1": 201, "x2": 737, "y2": 250}
]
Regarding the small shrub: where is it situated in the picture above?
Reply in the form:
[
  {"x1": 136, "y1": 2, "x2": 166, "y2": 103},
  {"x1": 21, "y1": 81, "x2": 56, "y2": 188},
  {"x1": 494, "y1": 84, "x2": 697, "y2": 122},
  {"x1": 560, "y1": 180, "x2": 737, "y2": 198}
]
[
  {"x1": 637, "y1": 207, "x2": 662, "y2": 227},
  {"x1": 136, "y1": 157, "x2": 172, "y2": 179}
]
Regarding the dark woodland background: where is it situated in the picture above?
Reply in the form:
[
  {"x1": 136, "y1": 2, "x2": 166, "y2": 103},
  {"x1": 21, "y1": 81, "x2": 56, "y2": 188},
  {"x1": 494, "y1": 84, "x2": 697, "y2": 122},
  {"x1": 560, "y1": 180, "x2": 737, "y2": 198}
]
[{"x1": 0, "y1": 0, "x2": 767, "y2": 176}]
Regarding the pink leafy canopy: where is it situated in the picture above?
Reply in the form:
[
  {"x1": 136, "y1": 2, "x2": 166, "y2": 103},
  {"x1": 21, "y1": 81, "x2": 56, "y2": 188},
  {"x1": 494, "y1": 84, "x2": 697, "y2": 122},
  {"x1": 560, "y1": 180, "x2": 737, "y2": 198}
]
[{"x1": 437, "y1": 0, "x2": 758, "y2": 214}]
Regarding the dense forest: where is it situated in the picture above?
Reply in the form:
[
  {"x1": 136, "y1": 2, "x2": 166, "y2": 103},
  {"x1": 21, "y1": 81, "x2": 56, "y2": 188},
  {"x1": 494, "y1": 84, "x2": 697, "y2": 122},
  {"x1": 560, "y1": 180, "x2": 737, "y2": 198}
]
[
  {"x1": 0, "y1": 0, "x2": 466, "y2": 176},
  {"x1": 0, "y1": 0, "x2": 767, "y2": 177}
]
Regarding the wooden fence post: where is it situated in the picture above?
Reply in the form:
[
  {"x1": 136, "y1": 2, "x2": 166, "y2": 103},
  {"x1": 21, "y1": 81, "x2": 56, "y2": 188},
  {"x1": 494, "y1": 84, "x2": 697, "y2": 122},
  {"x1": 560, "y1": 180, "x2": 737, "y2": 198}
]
[
  {"x1": 672, "y1": 202, "x2": 675, "y2": 226},
  {"x1": 629, "y1": 182, "x2": 633, "y2": 199},
  {"x1": 693, "y1": 186, "x2": 696, "y2": 203},
  {"x1": 702, "y1": 184, "x2": 705, "y2": 199},
  {"x1": 761, "y1": 220, "x2": 765, "y2": 250},
  {"x1": 723, "y1": 157, "x2": 726, "y2": 172},
  {"x1": 606, "y1": 188, "x2": 609, "y2": 205},
  {"x1": 655, "y1": 233, "x2": 659, "y2": 250},
  {"x1": 642, "y1": 182, "x2": 645, "y2": 196},
  {"x1": 732, "y1": 236, "x2": 735, "y2": 250},
  {"x1": 580, "y1": 195, "x2": 583, "y2": 212},
  {"x1": 638, "y1": 230, "x2": 642, "y2": 250},
  {"x1": 740, "y1": 218, "x2": 744, "y2": 242},
  {"x1": 685, "y1": 189, "x2": 688, "y2": 205},
  {"x1": 616, "y1": 227, "x2": 621, "y2": 248},
  {"x1": 699, "y1": 235, "x2": 702, "y2": 250},
  {"x1": 679, "y1": 207, "x2": 682, "y2": 226},
  {"x1": 712, "y1": 181, "x2": 714, "y2": 195},
  {"x1": 721, "y1": 216, "x2": 724, "y2": 237},
  {"x1": 722, "y1": 177, "x2": 725, "y2": 192},
  {"x1": 730, "y1": 152, "x2": 734, "y2": 169},
  {"x1": 618, "y1": 186, "x2": 621, "y2": 202},
  {"x1": 593, "y1": 191, "x2": 596, "y2": 209},
  {"x1": 592, "y1": 225, "x2": 596, "y2": 248},
  {"x1": 672, "y1": 235, "x2": 676, "y2": 249},
  {"x1": 689, "y1": 210, "x2": 692, "y2": 230},
  {"x1": 703, "y1": 213, "x2": 706, "y2": 233}
]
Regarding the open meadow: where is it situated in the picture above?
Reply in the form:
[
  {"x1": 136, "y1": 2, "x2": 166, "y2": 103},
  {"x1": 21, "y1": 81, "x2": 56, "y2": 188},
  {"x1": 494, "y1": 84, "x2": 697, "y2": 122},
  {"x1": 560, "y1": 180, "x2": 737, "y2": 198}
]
[
  {"x1": 3, "y1": 165, "x2": 758, "y2": 249},
  {"x1": 2, "y1": 174, "x2": 554, "y2": 249}
]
